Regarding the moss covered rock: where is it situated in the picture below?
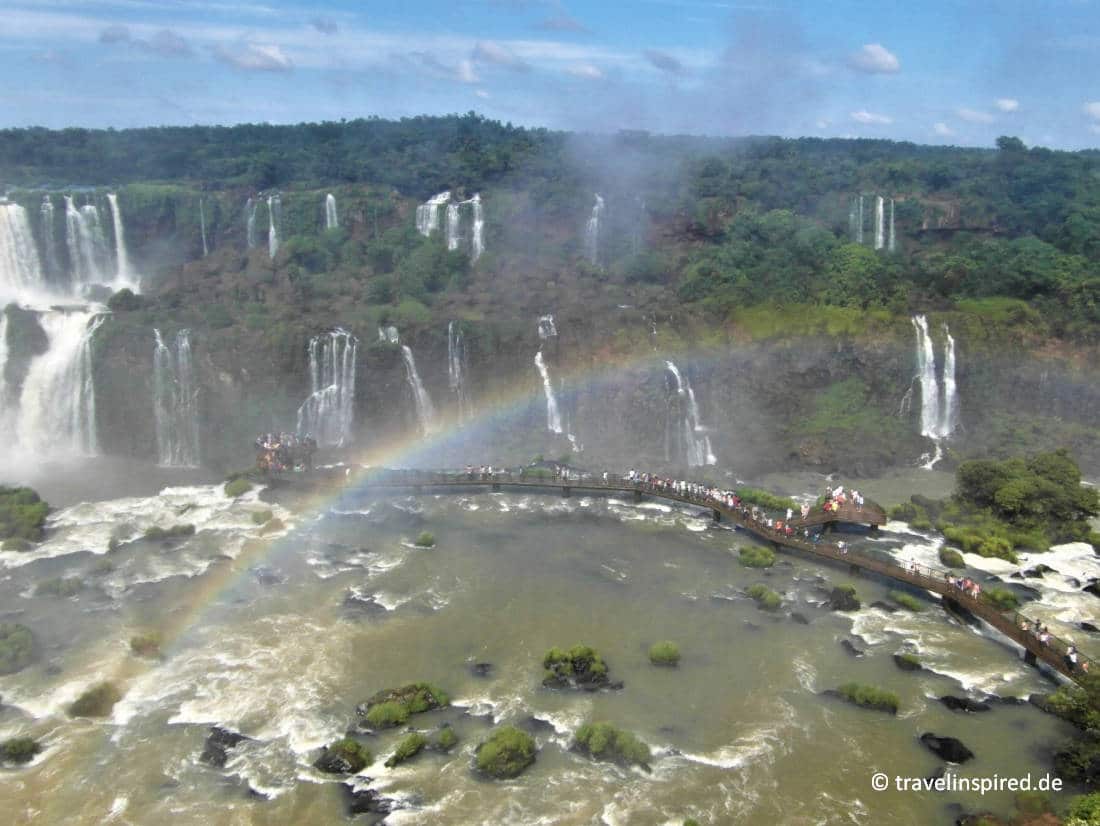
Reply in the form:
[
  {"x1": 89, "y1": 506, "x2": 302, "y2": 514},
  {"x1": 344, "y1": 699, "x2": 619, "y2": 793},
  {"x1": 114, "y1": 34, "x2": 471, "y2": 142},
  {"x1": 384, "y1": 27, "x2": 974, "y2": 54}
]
[
  {"x1": 0, "y1": 736, "x2": 41, "y2": 765},
  {"x1": 475, "y1": 726, "x2": 536, "y2": 779},
  {"x1": 68, "y1": 682, "x2": 122, "y2": 717},
  {"x1": 747, "y1": 584, "x2": 782, "y2": 611},
  {"x1": 826, "y1": 584, "x2": 860, "y2": 611},
  {"x1": 34, "y1": 576, "x2": 83, "y2": 597},
  {"x1": 825, "y1": 682, "x2": 900, "y2": 714},
  {"x1": 433, "y1": 726, "x2": 459, "y2": 752},
  {"x1": 574, "y1": 722, "x2": 651, "y2": 768},
  {"x1": 939, "y1": 547, "x2": 966, "y2": 568},
  {"x1": 130, "y1": 633, "x2": 161, "y2": 658},
  {"x1": 143, "y1": 524, "x2": 195, "y2": 541},
  {"x1": 357, "y1": 683, "x2": 449, "y2": 729},
  {"x1": 224, "y1": 478, "x2": 252, "y2": 497},
  {"x1": 889, "y1": 590, "x2": 924, "y2": 612},
  {"x1": 414, "y1": 531, "x2": 435, "y2": 548},
  {"x1": 315, "y1": 738, "x2": 372, "y2": 774},
  {"x1": 542, "y1": 644, "x2": 617, "y2": 689},
  {"x1": 0, "y1": 623, "x2": 35, "y2": 675},
  {"x1": 0, "y1": 486, "x2": 49, "y2": 542},
  {"x1": 648, "y1": 641, "x2": 681, "y2": 667},
  {"x1": 385, "y1": 733, "x2": 428, "y2": 768}
]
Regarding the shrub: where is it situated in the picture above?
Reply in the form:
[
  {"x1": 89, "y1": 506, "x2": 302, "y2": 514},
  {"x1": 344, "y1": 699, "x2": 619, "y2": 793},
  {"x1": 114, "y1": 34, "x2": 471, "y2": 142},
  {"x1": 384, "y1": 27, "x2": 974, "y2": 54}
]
[
  {"x1": 259, "y1": 517, "x2": 285, "y2": 535},
  {"x1": 475, "y1": 726, "x2": 536, "y2": 778},
  {"x1": 130, "y1": 633, "x2": 160, "y2": 658},
  {"x1": 385, "y1": 733, "x2": 428, "y2": 768},
  {"x1": 360, "y1": 683, "x2": 449, "y2": 728},
  {"x1": 738, "y1": 545, "x2": 775, "y2": 568},
  {"x1": 542, "y1": 644, "x2": 611, "y2": 687},
  {"x1": 648, "y1": 641, "x2": 681, "y2": 667},
  {"x1": 895, "y1": 653, "x2": 922, "y2": 671},
  {"x1": 735, "y1": 487, "x2": 797, "y2": 512},
  {"x1": 939, "y1": 547, "x2": 965, "y2": 568},
  {"x1": 574, "y1": 722, "x2": 651, "y2": 767},
  {"x1": 827, "y1": 584, "x2": 861, "y2": 611},
  {"x1": 224, "y1": 478, "x2": 252, "y2": 497},
  {"x1": 34, "y1": 576, "x2": 83, "y2": 597},
  {"x1": 143, "y1": 524, "x2": 195, "y2": 541},
  {"x1": 68, "y1": 682, "x2": 122, "y2": 717},
  {"x1": 0, "y1": 736, "x2": 41, "y2": 764},
  {"x1": 1067, "y1": 791, "x2": 1100, "y2": 825},
  {"x1": 434, "y1": 726, "x2": 458, "y2": 752},
  {"x1": 365, "y1": 700, "x2": 409, "y2": 728},
  {"x1": 889, "y1": 590, "x2": 924, "y2": 612},
  {"x1": 251, "y1": 510, "x2": 273, "y2": 525},
  {"x1": 315, "y1": 738, "x2": 372, "y2": 774},
  {"x1": 982, "y1": 587, "x2": 1020, "y2": 611},
  {"x1": 0, "y1": 486, "x2": 49, "y2": 542},
  {"x1": 0, "y1": 623, "x2": 34, "y2": 674},
  {"x1": 2, "y1": 538, "x2": 34, "y2": 551},
  {"x1": 747, "y1": 584, "x2": 782, "y2": 610},
  {"x1": 414, "y1": 531, "x2": 435, "y2": 548},
  {"x1": 834, "y1": 682, "x2": 900, "y2": 714}
]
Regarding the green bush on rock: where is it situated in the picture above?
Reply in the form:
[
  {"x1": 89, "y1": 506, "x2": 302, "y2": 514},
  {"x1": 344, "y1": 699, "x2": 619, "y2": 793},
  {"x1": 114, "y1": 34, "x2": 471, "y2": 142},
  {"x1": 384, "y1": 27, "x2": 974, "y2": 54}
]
[
  {"x1": 0, "y1": 486, "x2": 49, "y2": 542},
  {"x1": 143, "y1": 524, "x2": 196, "y2": 541},
  {"x1": 130, "y1": 634, "x2": 160, "y2": 658},
  {"x1": 475, "y1": 726, "x2": 536, "y2": 779},
  {"x1": 385, "y1": 733, "x2": 428, "y2": 768},
  {"x1": 648, "y1": 641, "x2": 681, "y2": 667},
  {"x1": 939, "y1": 547, "x2": 966, "y2": 568},
  {"x1": 747, "y1": 584, "x2": 782, "y2": 611},
  {"x1": 830, "y1": 682, "x2": 899, "y2": 714},
  {"x1": 0, "y1": 736, "x2": 41, "y2": 764},
  {"x1": 251, "y1": 510, "x2": 273, "y2": 525},
  {"x1": 414, "y1": 531, "x2": 435, "y2": 548},
  {"x1": 573, "y1": 722, "x2": 651, "y2": 768},
  {"x1": 981, "y1": 587, "x2": 1020, "y2": 611},
  {"x1": 2, "y1": 538, "x2": 35, "y2": 552},
  {"x1": 359, "y1": 683, "x2": 450, "y2": 729},
  {"x1": 0, "y1": 623, "x2": 34, "y2": 674},
  {"x1": 434, "y1": 726, "x2": 458, "y2": 752},
  {"x1": 224, "y1": 478, "x2": 252, "y2": 498},
  {"x1": 889, "y1": 590, "x2": 924, "y2": 612},
  {"x1": 68, "y1": 682, "x2": 122, "y2": 717},
  {"x1": 738, "y1": 545, "x2": 775, "y2": 568},
  {"x1": 34, "y1": 576, "x2": 82, "y2": 597},
  {"x1": 365, "y1": 700, "x2": 408, "y2": 728},
  {"x1": 314, "y1": 738, "x2": 372, "y2": 774},
  {"x1": 542, "y1": 644, "x2": 613, "y2": 688}
]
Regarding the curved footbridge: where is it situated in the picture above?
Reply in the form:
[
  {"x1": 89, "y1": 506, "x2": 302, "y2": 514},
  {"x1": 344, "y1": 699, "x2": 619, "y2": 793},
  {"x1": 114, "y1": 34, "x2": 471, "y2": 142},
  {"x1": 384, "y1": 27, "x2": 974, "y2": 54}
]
[{"x1": 273, "y1": 467, "x2": 1092, "y2": 685}]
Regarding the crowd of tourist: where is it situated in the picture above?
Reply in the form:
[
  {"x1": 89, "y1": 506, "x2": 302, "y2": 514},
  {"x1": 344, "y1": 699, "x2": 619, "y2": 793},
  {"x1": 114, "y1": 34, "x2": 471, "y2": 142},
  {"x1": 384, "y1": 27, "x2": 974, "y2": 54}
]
[{"x1": 255, "y1": 432, "x2": 317, "y2": 472}]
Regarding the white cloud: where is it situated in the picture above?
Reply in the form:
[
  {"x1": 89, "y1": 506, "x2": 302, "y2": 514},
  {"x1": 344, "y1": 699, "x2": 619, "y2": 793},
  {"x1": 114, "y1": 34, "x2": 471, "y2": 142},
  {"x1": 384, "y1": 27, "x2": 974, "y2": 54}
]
[
  {"x1": 210, "y1": 41, "x2": 292, "y2": 71},
  {"x1": 850, "y1": 109, "x2": 892, "y2": 125},
  {"x1": 815, "y1": 118, "x2": 829, "y2": 129},
  {"x1": 472, "y1": 40, "x2": 530, "y2": 71},
  {"x1": 995, "y1": 98, "x2": 1019, "y2": 112},
  {"x1": 956, "y1": 107, "x2": 994, "y2": 124},
  {"x1": 1084, "y1": 101, "x2": 1100, "y2": 120},
  {"x1": 475, "y1": 89, "x2": 490, "y2": 99},
  {"x1": 933, "y1": 122, "x2": 954, "y2": 136},
  {"x1": 457, "y1": 58, "x2": 479, "y2": 84},
  {"x1": 848, "y1": 43, "x2": 899, "y2": 74},
  {"x1": 566, "y1": 63, "x2": 603, "y2": 80}
]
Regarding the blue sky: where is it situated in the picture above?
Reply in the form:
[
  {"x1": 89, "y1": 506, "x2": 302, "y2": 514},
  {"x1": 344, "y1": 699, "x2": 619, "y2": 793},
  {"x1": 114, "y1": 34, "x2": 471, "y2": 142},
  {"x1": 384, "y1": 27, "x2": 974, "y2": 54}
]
[{"x1": 1, "y1": 0, "x2": 1099, "y2": 149}]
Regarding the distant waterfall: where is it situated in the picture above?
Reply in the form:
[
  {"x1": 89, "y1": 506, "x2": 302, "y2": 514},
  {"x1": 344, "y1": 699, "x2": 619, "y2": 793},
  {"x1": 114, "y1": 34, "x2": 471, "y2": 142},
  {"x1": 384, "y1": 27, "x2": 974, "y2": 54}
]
[
  {"x1": 16, "y1": 311, "x2": 103, "y2": 458},
  {"x1": 665, "y1": 361, "x2": 716, "y2": 467},
  {"x1": 911, "y1": 314, "x2": 960, "y2": 467},
  {"x1": 468, "y1": 194, "x2": 484, "y2": 261},
  {"x1": 39, "y1": 196, "x2": 60, "y2": 283},
  {"x1": 0, "y1": 202, "x2": 45, "y2": 299},
  {"x1": 106, "y1": 193, "x2": 135, "y2": 287},
  {"x1": 296, "y1": 329, "x2": 357, "y2": 447},
  {"x1": 584, "y1": 194, "x2": 604, "y2": 265},
  {"x1": 199, "y1": 200, "x2": 209, "y2": 257},
  {"x1": 401, "y1": 344, "x2": 435, "y2": 435},
  {"x1": 445, "y1": 203, "x2": 461, "y2": 251},
  {"x1": 378, "y1": 326, "x2": 399, "y2": 344},
  {"x1": 267, "y1": 195, "x2": 281, "y2": 259},
  {"x1": 0, "y1": 313, "x2": 8, "y2": 413},
  {"x1": 153, "y1": 328, "x2": 200, "y2": 467},
  {"x1": 325, "y1": 193, "x2": 339, "y2": 230},
  {"x1": 416, "y1": 191, "x2": 451, "y2": 236},
  {"x1": 942, "y1": 326, "x2": 958, "y2": 438},
  {"x1": 448, "y1": 321, "x2": 471, "y2": 421},
  {"x1": 873, "y1": 195, "x2": 884, "y2": 250},
  {"x1": 64, "y1": 196, "x2": 110, "y2": 287},
  {"x1": 534, "y1": 350, "x2": 562, "y2": 434},
  {"x1": 887, "y1": 198, "x2": 896, "y2": 253},
  {"x1": 856, "y1": 195, "x2": 864, "y2": 245},
  {"x1": 245, "y1": 198, "x2": 258, "y2": 249},
  {"x1": 537, "y1": 315, "x2": 557, "y2": 340}
]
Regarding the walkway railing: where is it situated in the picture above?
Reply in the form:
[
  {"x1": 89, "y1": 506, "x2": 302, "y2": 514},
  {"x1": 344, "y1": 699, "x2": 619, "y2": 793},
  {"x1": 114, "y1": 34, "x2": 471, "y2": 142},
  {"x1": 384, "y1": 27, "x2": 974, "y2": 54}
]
[{"x1": 304, "y1": 467, "x2": 1094, "y2": 685}]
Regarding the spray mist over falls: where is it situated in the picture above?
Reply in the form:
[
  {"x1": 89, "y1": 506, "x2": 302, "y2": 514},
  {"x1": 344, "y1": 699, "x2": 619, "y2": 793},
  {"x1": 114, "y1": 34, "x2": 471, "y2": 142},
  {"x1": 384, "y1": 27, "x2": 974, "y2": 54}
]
[
  {"x1": 584, "y1": 194, "x2": 604, "y2": 266},
  {"x1": 153, "y1": 328, "x2": 200, "y2": 467},
  {"x1": 297, "y1": 330, "x2": 358, "y2": 447},
  {"x1": 0, "y1": 202, "x2": 44, "y2": 299}
]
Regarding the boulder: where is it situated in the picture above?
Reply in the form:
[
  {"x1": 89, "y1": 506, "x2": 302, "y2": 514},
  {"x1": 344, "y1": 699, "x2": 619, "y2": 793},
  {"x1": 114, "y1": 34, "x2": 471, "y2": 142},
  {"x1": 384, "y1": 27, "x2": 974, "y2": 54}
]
[
  {"x1": 841, "y1": 640, "x2": 865, "y2": 657},
  {"x1": 200, "y1": 727, "x2": 248, "y2": 768},
  {"x1": 827, "y1": 586, "x2": 860, "y2": 612},
  {"x1": 1082, "y1": 622, "x2": 1100, "y2": 634},
  {"x1": 469, "y1": 662, "x2": 493, "y2": 678},
  {"x1": 341, "y1": 784, "x2": 393, "y2": 820},
  {"x1": 939, "y1": 696, "x2": 991, "y2": 713},
  {"x1": 789, "y1": 612, "x2": 811, "y2": 625},
  {"x1": 893, "y1": 654, "x2": 922, "y2": 672},
  {"x1": 1083, "y1": 581, "x2": 1100, "y2": 599},
  {"x1": 919, "y1": 733, "x2": 974, "y2": 763},
  {"x1": 1022, "y1": 565, "x2": 1054, "y2": 579},
  {"x1": 870, "y1": 601, "x2": 897, "y2": 613}
]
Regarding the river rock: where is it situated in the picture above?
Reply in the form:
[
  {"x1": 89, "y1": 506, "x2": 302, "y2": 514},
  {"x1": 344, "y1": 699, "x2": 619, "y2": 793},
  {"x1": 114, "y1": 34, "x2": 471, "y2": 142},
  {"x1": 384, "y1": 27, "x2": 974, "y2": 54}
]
[
  {"x1": 341, "y1": 784, "x2": 393, "y2": 820},
  {"x1": 1083, "y1": 581, "x2": 1100, "y2": 599},
  {"x1": 789, "y1": 612, "x2": 811, "y2": 625},
  {"x1": 827, "y1": 586, "x2": 860, "y2": 612},
  {"x1": 518, "y1": 715, "x2": 555, "y2": 734},
  {"x1": 841, "y1": 640, "x2": 865, "y2": 657},
  {"x1": 1022, "y1": 565, "x2": 1054, "y2": 579},
  {"x1": 919, "y1": 733, "x2": 974, "y2": 763},
  {"x1": 469, "y1": 662, "x2": 493, "y2": 678},
  {"x1": 1082, "y1": 622, "x2": 1100, "y2": 633},
  {"x1": 200, "y1": 727, "x2": 248, "y2": 768},
  {"x1": 870, "y1": 600, "x2": 897, "y2": 613},
  {"x1": 939, "y1": 696, "x2": 991, "y2": 713},
  {"x1": 893, "y1": 654, "x2": 922, "y2": 672}
]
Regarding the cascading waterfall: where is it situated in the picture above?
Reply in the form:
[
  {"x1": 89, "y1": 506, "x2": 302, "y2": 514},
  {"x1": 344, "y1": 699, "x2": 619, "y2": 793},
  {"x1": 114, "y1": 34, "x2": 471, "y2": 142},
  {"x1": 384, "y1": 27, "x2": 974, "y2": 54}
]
[
  {"x1": 445, "y1": 202, "x2": 461, "y2": 251},
  {"x1": 0, "y1": 313, "x2": 8, "y2": 413},
  {"x1": 911, "y1": 314, "x2": 960, "y2": 467},
  {"x1": 153, "y1": 328, "x2": 200, "y2": 467},
  {"x1": 416, "y1": 191, "x2": 451, "y2": 236},
  {"x1": 888, "y1": 198, "x2": 896, "y2": 253},
  {"x1": 534, "y1": 350, "x2": 562, "y2": 434},
  {"x1": 378, "y1": 326, "x2": 399, "y2": 345},
  {"x1": 468, "y1": 194, "x2": 484, "y2": 261},
  {"x1": 665, "y1": 361, "x2": 716, "y2": 467},
  {"x1": 584, "y1": 194, "x2": 604, "y2": 265},
  {"x1": 942, "y1": 325, "x2": 958, "y2": 438},
  {"x1": 199, "y1": 200, "x2": 209, "y2": 257},
  {"x1": 447, "y1": 321, "x2": 471, "y2": 421},
  {"x1": 296, "y1": 329, "x2": 358, "y2": 447},
  {"x1": 245, "y1": 198, "x2": 258, "y2": 249},
  {"x1": 106, "y1": 192, "x2": 135, "y2": 287},
  {"x1": 40, "y1": 196, "x2": 60, "y2": 283},
  {"x1": 401, "y1": 344, "x2": 435, "y2": 435},
  {"x1": 873, "y1": 195, "x2": 884, "y2": 250},
  {"x1": 857, "y1": 195, "x2": 864, "y2": 245},
  {"x1": 849, "y1": 197, "x2": 860, "y2": 243},
  {"x1": 0, "y1": 202, "x2": 45, "y2": 300},
  {"x1": 325, "y1": 193, "x2": 339, "y2": 230},
  {"x1": 64, "y1": 196, "x2": 110, "y2": 287},
  {"x1": 267, "y1": 195, "x2": 281, "y2": 259},
  {"x1": 537, "y1": 315, "x2": 557, "y2": 340}
]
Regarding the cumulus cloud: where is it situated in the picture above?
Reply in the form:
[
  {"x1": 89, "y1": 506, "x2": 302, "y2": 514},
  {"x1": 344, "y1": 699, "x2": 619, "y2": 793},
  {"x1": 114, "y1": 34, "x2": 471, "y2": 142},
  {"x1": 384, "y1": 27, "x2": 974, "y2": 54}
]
[
  {"x1": 472, "y1": 40, "x2": 530, "y2": 71},
  {"x1": 956, "y1": 107, "x2": 994, "y2": 124},
  {"x1": 210, "y1": 41, "x2": 292, "y2": 72},
  {"x1": 1084, "y1": 101, "x2": 1100, "y2": 120},
  {"x1": 643, "y1": 48, "x2": 685, "y2": 76},
  {"x1": 850, "y1": 109, "x2": 892, "y2": 125},
  {"x1": 995, "y1": 98, "x2": 1019, "y2": 112},
  {"x1": 848, "y1": 43, "x2": 900, "y2": 74},
  {"x1": 566, "y1": 63, "x2": 603, "y2": 80},
  {"x1": 933, "y1": 122, "x2": 955, "y2": 136},
  {"x1": 99, "y1": 24, "x2": 193, "y2": 57},
  {"x1": 311, "y1": 16, "x2": 338, "y2": 35}
]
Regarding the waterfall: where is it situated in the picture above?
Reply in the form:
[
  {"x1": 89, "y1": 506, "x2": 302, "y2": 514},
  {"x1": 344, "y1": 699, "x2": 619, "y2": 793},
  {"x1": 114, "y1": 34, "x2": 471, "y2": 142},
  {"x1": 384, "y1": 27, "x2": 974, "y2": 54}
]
[
  {"x1": 445, "y1": 202, "x2": 461, "y2": 251},
  {"x1": 106, "y1": 192, "x2": 135, "y2": 287},
  {"x1": 0, "y1": 313, "x2": 8, "y2": 413},
  {"x1": 537, "y1": 315, "x2": 557, "y2": 340},
  {"x1": 888, "y1": 198, "x2": 896, "y2": 253},
  {"x1": 378, "y1": 326, "x2": 399, "y2": 344},
  {"x1": 296, "y1": 329, "x2": 358, "y2": 447},
  {"x1": 416, "y1": 191, "x2": 450, "y2": 237},
  {"x1": 665, "y1": 361, "x2": 716, "y2": 467},
  {"x1": 912, "y1": 315, "x2": 960, "y2": 467},
  {"x1": 873, "y1": 195, "x2": 884, "y2": 250},
  {"x1": 584, "y1": 194, "x2": 604, "y2": 265},
  {"x1": 849, "y1": 197, "x2": 859, "y2": 242},
  {"x1": 534, "y1": 350, "x2": 562, "y2": 434},
  {"x1": 401, "y1": 344, "x2": 435, "y2": 435},
  {"x1": 64, "y1": 196, "x2": 109, "y2": 287},
  {"x1": 153, "y1": 328, "x2": 200, "y2": 467},
  {"x1": 468, "y1": 194, "x2": 484, "y2": 261},
  {"x1": 245, "y1": 198, "x2": 258, "y2": 249},
  {"x1": 0, "y1": 202, "x2": 45, "y2": 300},
  {"x1": 39, "y1": 196, "x2": 60, "y2": 283},
  {"x1": 942, "y1": 325, "x2": 958, "y2": 438},
  {"x1": 16, "y1": 311, "x2": 103, "y2": 458},
  {"x1": 325, "y1": 193, "x2": 339, "y2": 230},
  {"x1": 199, "y1": 200, "x2": 209, "y2": 257},
  {"x1": 448, "y1": 321, "x2": 471, "y2": 421},
  {"x1": 856, "y1": 195, "x2": 864, "y2": 245},
  {"x1": 267, "y1": 195, "x2": 281, "y2": 258}
]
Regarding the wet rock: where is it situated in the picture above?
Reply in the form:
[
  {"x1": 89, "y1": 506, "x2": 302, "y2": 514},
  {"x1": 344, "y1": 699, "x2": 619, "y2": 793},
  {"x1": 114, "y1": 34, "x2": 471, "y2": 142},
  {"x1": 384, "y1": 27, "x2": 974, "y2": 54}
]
[
  {"x1": 342, "y1": 591, "x2": 388, "y2": 616},
  {"x1": 1083, "y1": 581, "x2": 1100, "y2": 599},
  {"x1": 939, "y1": 696, "x2": 991, "y2": 713},
  {"x1": 789, "y1": 612, "x2": 811, "y2": 625},
  {"x1": 841, "y1": 640, "x2": 865, "y2": 657},
  {"x1": 1023, "y1": 565, "x2": 1054, "y2": 579},
  {"x1": 870, "y1": 601, "x2": 897, "y2": 613},
  {"x1": 920, "y1": 733, "x2": 974, "y2": 764},
  {"x1": 893, "y1": 654, "x2": 922, "y2": 672},
  {"x1": 341, "y1": 784, "x2": 393, "y2": 820},
  {"x1": 1082, "y1": 622, "x2": 1100, "y2": 633},
  {"x1": 468, "y1": 662, "x2": 493, "y2": 678},
  {"x1": 200, "y1": 727, "x2": 248, "y2": 768},
  {"x1": 827, "y1": 586, "x2": 860, "y2": 612},
  {"x1": 517, "y1": 716, "x2": 555, "y2": 735},
  {"x1": 985, "y1": 695, "x2": 1026, "y2": 706}
]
